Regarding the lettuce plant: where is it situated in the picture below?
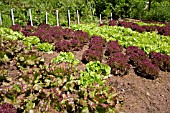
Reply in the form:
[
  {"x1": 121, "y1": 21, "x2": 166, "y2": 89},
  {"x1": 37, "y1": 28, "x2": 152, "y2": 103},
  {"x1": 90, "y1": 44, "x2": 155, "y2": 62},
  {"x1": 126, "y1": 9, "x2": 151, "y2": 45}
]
[
  {"x1": 23, "y1": 36, "x2": 40, "y2": 49},
  {"x1": 89, "y1": 36, "x2": 106, "y2": 47},
  {"x1": 79, "y1": 61, "x2": 116, "y2": 112},
  {"x1": 149, "y1": 52, "x2": 170, "y2": 72},
  {"x1": 85, "y1": 61, "x2": 111, "y2": 77},
  {"x1": 105, "y1": 40, "x2": 123, "y2": 56},
  {"x1": 135, "y1": 59, "x2": 159, "y2": 79},
  {"x1": 109, "y1": 20, "x2": 118, "y2": 26},
  {"x1": 89, "y1": 44, "x2": 104, "y2": 53},
  {"x1": 10, "y1": 24, "x2": 22, "y2": 32},
  {"x1": 0, "y1": 28, "x2": 25, "y2": 40},
  {"x1": 70, "y1": 39, "x2": 84, "y2": 51},
  {"x1": 52, "y1": 52, "x2": 79, "y2": 66},
  {"x1": 82, "y1": 49, "x2": 103, "y2": 63},
  {"x1": 74, "y1": 30, "x2": 90, "y2": 43},
  {"x1": 108, "y1": 52, "x2": 130, "y2": 76},
  {"x1": 0, "y1": 103, "x2": 17, "y2": 113},
  {"x1": 63, "y1": 28, "x2": 75, "y2": 40},
  {"x1": 55, "y1": 40, "x2": 72, "y2": 52},
  {"x1": 126, "y1": 46, "x2": 148, "y2": 67},
  {"x1": 36, "y1": 42, "x2": 54, "y2": 52}
]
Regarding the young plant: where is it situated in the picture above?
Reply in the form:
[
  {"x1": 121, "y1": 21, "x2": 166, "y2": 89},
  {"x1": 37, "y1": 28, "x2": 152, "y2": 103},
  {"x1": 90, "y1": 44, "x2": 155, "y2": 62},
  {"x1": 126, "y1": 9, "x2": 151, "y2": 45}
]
[
  {"x1": 135, "y1": 59, "x2": 159, "y2": 80},
  {"x1": 0, "y1": 103, "x2": 17, "y2": 113},
  {"x1": 70, "y1": 39, "x2": 84, "y2": 51},
  {"x1": 82, "y1": 49, "x2": 103, "y2": 63},
  {"x1": 36, "y1": 42, "x2": 54, "y2": 52},
  {"x1": 10, "y1": 24, "x2": 22, "y2": 32},
  {"x1": 52, "y1": 52, "x2": 79, "y2": 66},
  {"x1": 23, "y1": 36, "x2": 40, "y2": 49},
  {"x1": 149, "y1": 52, "x2": 170, "y2": 72},
  {"x1": 55, "y1": 40, "x2": 72, "y2": 52},
  {"x1": 105, "y1": 40, "x2": 123, "y2": 56},
  {"x1": 108, "y1": 52, "x2": 130, "y2": 76}
]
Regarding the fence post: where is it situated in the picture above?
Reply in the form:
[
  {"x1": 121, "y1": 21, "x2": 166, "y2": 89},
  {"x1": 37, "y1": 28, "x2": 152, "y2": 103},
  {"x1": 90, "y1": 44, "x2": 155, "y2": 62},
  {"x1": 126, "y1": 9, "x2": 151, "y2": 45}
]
[
  {"x1": 56, "y1": 10, "x2": 59, "y2": 26},
  {"x1": 68, "y1": 10, "x2": 70, "y2": 27},
  {"x1": 11, "y1": 9, "x2": 15, "y2": 25},
  {"x1": 77, "y1": 10, "x2": 80, "y2": 24},
  {"x1": 99, "y1": 14, "x2": 102, "y2": 24},
  {"x1": 46, "y1": 12, "x2": 48, "y2": 24},
  {"x1": 0, "y1": 13, "x2": 2, "y2": 25},
  {"x1": 110, "y1": 13, "x2": 113, "y2": 21},
  {"x1": 29, "y1": 9, "x2": 33, "y2": 26}
]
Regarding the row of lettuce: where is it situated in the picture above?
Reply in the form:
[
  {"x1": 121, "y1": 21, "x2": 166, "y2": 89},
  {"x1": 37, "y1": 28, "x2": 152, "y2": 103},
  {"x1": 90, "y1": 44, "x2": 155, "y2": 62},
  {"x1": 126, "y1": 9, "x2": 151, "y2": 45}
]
[
  {"x1": 0, "y1": 27, "x2": 117, "y2": 112},
  {"x1": 107, "y1": 20, "x2": 170, "y2": 36}
]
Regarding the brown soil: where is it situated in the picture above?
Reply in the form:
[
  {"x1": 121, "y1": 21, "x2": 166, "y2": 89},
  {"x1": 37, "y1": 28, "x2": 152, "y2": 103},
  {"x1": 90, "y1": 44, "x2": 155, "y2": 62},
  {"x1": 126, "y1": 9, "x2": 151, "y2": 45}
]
[
  {"x1": 109, "y1": 69, "x2": 170, "y2": 113},
  {"x1": 40, "y1": 43, "x2": 170, "y2": 113}
]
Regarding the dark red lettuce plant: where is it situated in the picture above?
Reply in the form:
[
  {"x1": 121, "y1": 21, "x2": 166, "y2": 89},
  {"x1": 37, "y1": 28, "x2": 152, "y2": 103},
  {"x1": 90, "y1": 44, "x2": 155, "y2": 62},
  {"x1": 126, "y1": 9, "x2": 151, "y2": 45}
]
[
  {"x1": 149, "y1": 52, "x2": 170, "y2": 72},
  {"x1": 82, "y1": 50, "x2": 103, "y2": 63},
  {"x1": 10, "y1": 24, "x2": 22, "y2": 32},
  {"x1": 107, "y1": 52, "x2": 130, "y2": 76},
  {"x1": 105, "y1": 40, "x2": 123, "y2": 56},
  {"x1": 89, "y1": 36, "x2": 106, "y2": 47},
  {"x1": 0, "y1": 103, "x2": 17, "y2": 113},
  {"x1": 135, "y1": 59, "x2": 159, "y2": 79},
  {"x1": 70, "y1": 39, "x2": 83, "y2": 51},
  {"x1": 55, "y1": 40, "x2": 72, "y2": 52}
]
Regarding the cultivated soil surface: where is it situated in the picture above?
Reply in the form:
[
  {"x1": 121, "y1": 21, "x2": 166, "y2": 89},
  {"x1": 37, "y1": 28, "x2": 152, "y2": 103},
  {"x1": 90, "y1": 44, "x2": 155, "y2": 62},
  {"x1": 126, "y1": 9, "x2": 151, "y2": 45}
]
[{"x1": 41, "y1": 43, "x2": 170, "y2": 113}]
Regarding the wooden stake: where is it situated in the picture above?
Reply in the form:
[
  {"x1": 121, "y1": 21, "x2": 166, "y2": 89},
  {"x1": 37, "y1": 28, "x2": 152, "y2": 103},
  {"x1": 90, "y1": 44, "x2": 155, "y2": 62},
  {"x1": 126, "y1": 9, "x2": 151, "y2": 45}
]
[
  {"x1": 77, "y1": 10, "x2": 80, "y2": 24},
  {"x1": 46, "y1": 12, "x2": 48, "y2": 24},
  {"x1": 68, "y1": 10, "x2": 70, "y2": 27},
  {"x1": 111, "y1": 13, "x2": 113, "y2": 21},
  {"x1": 56, "y1": 10, "x2": 59, "y2": 26},
  {"x1": 99, "y1": 14, "x2": 102, "y2": 24},
  {"x1": 29, "y1": 9, "x2": 33, "y2": 26},
  {"x1": 11, "y1": 9, "x2": 15, "y2": 25},
  {"x1": 0, "y1": 13, "x2": 2, "y2": 25}
]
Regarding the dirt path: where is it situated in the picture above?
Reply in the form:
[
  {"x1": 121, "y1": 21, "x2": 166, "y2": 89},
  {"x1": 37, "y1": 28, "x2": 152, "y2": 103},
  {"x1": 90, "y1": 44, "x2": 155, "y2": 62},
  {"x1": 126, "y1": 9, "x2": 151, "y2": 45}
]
[{"x1": 108, "y1": 69, "x2": 170, "y2": 113}]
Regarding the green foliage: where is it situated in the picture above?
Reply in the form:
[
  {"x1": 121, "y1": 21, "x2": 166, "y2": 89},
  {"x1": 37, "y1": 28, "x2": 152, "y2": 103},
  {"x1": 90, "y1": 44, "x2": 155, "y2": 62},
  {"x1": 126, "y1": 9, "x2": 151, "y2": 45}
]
[
  {"x1": 23, "y1": 36, "x2": 40, "y2": 48},
  {"x1": 78, "y1": 61, "x2": 116, "y2": 112},
  {"x1": 36, "y1": 42, "x2": 54, "y2": 52},
  {"x1": 0, "y1": 27, "x2": 24, "y2": 40},
  {"x1": 52, "y1": 52, "x2": 79, "y2": 66},
  {"x1": 141, "y1": 1, "x2": 170, "y2": 22},
  {"x1": 0, "y1": 0, "x2": 169, "y2": 27},
  {"x1": 80, "y1": 61, "x2": 111, "y2": 88},
  {"x1": 132, "y1": 21, "x2": 166, "y2": 26},
  {"x1": 86, "y1": 61, "x2": 111, "y2": 76}
]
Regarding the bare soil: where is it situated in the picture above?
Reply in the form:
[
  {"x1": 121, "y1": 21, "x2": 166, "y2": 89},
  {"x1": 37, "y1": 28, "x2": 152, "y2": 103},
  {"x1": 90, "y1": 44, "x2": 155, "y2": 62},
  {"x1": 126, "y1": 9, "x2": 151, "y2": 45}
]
[{"x1": 109, "y1": 69, "x2": 170, "y2": 113}]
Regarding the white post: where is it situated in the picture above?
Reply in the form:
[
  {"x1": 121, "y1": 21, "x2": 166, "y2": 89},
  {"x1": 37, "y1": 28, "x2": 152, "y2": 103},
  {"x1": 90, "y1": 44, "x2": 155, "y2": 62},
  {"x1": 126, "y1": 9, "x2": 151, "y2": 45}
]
[
  {"x1": 29, "y1": 9, "x2": 33, "y2": 26},
  {"x1": 99, "y1": 14, "x2": 102, "y2": 24},
  {"x1": 56, "y1": 10, "x2": 59, "y2": 26},
  {"x1": 11, "y1": 9, "x2": 15, "y2": 25},
  {"x1": 46, "y1": 12, "x2": 48, "y2": 24},
  {"x1": 68, "y1": 10, "x2": 70, "y2": 27},
  {"x1": 0, "y1": 13, "x2": 2, "y2": 25},
  {"x1": 111, "y1": 13, "x2": 113, "y2": 21},
  {"x1": 77, "y1": 10, "x2": 80, "y2": 24}
]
